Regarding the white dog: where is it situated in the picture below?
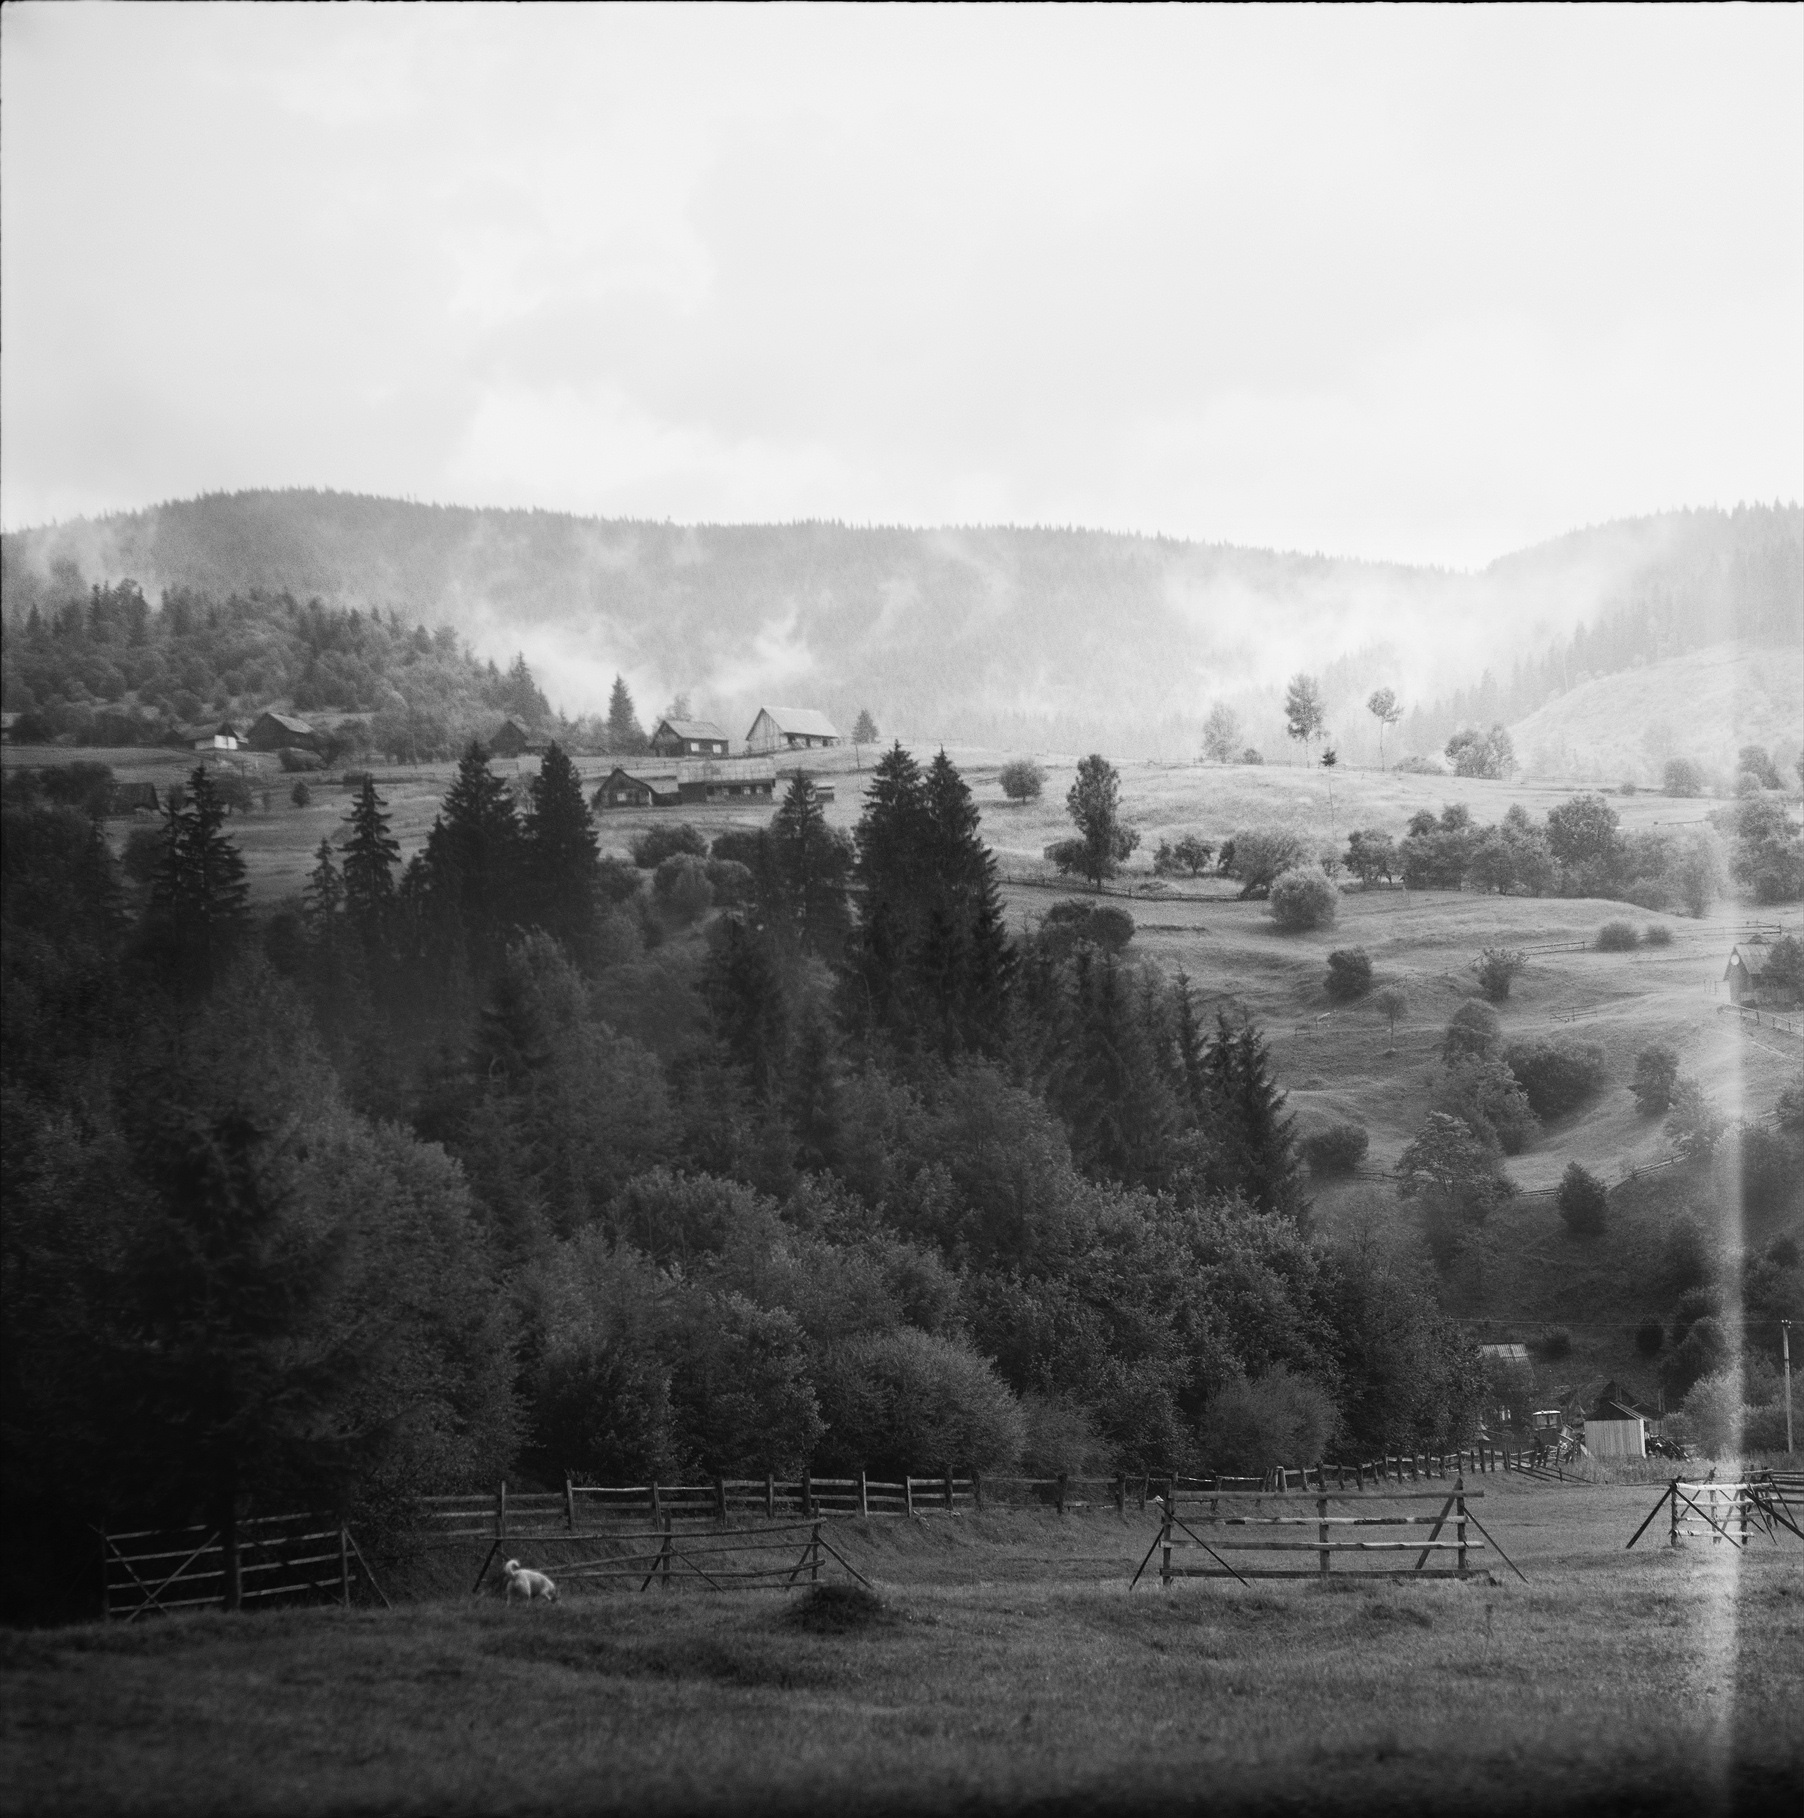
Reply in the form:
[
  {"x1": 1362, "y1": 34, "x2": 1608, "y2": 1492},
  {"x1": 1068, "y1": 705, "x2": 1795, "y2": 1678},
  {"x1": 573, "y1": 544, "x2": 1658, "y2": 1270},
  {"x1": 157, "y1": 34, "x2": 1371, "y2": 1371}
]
[{"x1": 503, "y1": 1558, "x2": 558, "y2": 1603}]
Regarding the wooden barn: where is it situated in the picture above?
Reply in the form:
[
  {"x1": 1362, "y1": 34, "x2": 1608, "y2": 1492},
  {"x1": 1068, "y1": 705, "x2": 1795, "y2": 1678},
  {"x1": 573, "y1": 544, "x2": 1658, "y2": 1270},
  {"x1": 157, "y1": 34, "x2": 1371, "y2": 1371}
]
[
  {"x1": 745, "y1": 707, "x2": 840, "y2": 755},
  {"x1": 650, "y1": 717, "x2": 731, "y2": 759},
  {"x1": 245, "y1": 711, "x2": 320, "y2": 754},
  {"x1": 592, "y1": 767, "x2": 682, "y2": 810},
  {"x1": 1724, "y1": 938, "x2": 1794, "y2": 1007},
  {"x1": 676, "y1": 759, "x2": 776, "y2": 805},
  {"x1": 190, "y1": 721, "x2": 241, "y2": 751},
  {"x1": 489, "y1": 717, "x2": 533, "y2": 759}
]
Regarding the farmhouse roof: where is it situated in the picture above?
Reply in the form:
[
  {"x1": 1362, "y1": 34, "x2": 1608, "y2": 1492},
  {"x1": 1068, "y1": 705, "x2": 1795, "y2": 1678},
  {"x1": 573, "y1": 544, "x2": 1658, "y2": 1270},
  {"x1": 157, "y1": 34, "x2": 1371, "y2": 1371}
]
[
  {"x1": 1478, "y1": 1343, "x2": 1531, "y2": 1366},
  {"x1": 1727, "y1": 943, "x2": 1773, "y2": 977},
  {"x1": 753, "y1": 706, "x2": 839, "y2": 739},
  {"x1": 258, "y1": 711, "x2": 316, "y2": 736},
  {"x1": 654, "y1": 717, "x2": 729, "y2": 742}
]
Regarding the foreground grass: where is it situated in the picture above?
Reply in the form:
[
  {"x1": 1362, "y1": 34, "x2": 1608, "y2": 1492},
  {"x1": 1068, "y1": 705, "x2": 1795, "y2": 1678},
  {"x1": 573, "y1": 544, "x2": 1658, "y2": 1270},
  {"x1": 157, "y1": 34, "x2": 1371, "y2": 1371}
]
[{"x1": 5, "y1": 1490, "x2": 1801, "y2": 1817}]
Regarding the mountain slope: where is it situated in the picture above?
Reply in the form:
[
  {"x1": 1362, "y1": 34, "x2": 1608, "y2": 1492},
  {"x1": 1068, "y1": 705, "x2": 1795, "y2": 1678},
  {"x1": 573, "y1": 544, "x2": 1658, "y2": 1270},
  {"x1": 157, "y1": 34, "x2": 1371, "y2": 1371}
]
[{"x1": 4, "y1": 491, "x2": 1797, "y2": 757}]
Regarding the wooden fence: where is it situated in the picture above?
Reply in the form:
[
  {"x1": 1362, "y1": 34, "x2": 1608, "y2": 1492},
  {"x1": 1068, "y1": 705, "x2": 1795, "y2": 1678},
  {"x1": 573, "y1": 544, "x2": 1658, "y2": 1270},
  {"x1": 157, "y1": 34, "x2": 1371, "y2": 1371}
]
[
  {"x1": 1132, "y1": 1478, "x2": 1524, "y2": 1587},
  {"x1": 469, "y1": 1521, "x2": 871, "y2": 1596},
  {"x1": 101, "y1": 1511, "x2": 390, "y2": 1621},
  {"x1": 1625, "y1": 1474, "x2": 1804, "y2": 1551}
]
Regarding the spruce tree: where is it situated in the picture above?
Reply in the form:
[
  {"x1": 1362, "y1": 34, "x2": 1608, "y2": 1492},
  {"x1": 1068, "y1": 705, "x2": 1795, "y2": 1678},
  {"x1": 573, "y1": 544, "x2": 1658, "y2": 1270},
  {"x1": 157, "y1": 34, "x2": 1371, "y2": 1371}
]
[
  {"x1": 421, "y1": 742, "x2": 522, "y2": 975},
  {"x1": 606, "y1": 676, "x2": 647, "y2": 755},
  {"x1": 1047, "y1": 950, "x2": 1174, "y2": 1185},
  {"x1": 786, "y1": 1002, "x2": 843, "y2": 1173},
  {"x1": 145, "y1": 766, "x2": 251, "y2": 995},
  {"x1": 523, "y1": 741, "x2": 601, "y2": 959},
  {"x1": 303, "y1": 839, "x2": 343, "y2": 931},
  {"x1": 341, "y1": 776, "x2": 400, "y2": 944},
  {"x1": 767, "y1": 774, "x2": 852, "y2": 959},
  {"x1": 921, "y1": 749, "x2": 1014, "y2": 1053},
  {"x1": 703, "y1": 915, "x2": 790, "y2": 1103}
]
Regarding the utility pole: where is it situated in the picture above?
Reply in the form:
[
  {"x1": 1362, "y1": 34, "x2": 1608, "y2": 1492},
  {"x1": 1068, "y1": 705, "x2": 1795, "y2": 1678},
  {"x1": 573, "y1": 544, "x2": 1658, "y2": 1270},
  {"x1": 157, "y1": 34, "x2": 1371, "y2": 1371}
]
[{"x1": 1783, "y1": 1320, "x2": 1794, "y2": 1457}]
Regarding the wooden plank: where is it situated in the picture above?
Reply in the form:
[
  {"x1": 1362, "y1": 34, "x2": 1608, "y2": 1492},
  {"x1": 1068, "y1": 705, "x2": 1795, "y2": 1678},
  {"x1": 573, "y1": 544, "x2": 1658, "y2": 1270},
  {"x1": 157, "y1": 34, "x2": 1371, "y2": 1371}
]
[
  {"x1": 1165, "y1": 1567, "x2": 1473, "y2": 1580},
  {"x1": 1165, "y1": 1538, "x2": 1483, "y2": 1552},
  {"x1": 1174, "y1": 1489, "x2": 1481, "y2": 1504}
]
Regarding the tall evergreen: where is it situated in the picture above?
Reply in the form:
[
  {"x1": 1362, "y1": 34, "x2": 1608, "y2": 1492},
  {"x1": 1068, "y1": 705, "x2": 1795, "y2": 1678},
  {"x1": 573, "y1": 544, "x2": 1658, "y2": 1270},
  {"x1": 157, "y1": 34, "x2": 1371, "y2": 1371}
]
[
  {"x1": 606, "y1": 676, "x2": 647, "y2": 754},
  {"x1": 302, "y1": 839, "x2": 343, "y2": 931},
  {"x1": 767, "y1": 774, "x2": 852, "y2": 959},
  {"x1": 1046, "y1": 950, "x2": 1175, "y2": 1185},
  {"x1": 1196, "y1": 1013, "x2": 1308, "y2": 1223},
  {"x1": 144, "y1": 766, "x2": 250, "y2": 995},
  {"x1": 341, "y1": 776, "x2": 399, "y2": 944},
  {"x1": 421, "y1": 742, "x2": 522, "y2": 975},
  {"x1": 523, "y1": 741, "x2": 601, "y2": 959},
  {"x1": 702, "y1": 914, "x2": 790, "y2": 1103}
]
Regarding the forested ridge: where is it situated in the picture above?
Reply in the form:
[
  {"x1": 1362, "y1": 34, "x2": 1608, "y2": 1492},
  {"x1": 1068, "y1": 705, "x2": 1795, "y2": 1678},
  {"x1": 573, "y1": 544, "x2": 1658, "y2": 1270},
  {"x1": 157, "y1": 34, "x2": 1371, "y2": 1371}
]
[
  {"x1": 5, "y1": 490, "x2": 1797, "y2": 756},
  {"x1": 3, "y1": 740, "x2": 1487, "y2": 1622}
]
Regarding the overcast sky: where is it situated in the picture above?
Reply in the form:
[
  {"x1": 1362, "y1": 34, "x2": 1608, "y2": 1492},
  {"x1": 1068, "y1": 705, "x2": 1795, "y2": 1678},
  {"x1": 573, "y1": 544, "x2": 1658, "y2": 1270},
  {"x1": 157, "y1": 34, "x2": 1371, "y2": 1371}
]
[{"x1": 3, "y1": 4, "x2": 1800, "y2": 567}]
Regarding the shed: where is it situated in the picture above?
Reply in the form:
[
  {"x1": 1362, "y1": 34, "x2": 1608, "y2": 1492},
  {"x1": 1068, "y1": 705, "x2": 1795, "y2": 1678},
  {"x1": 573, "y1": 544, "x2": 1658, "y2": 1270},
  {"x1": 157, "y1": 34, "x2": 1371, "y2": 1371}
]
[
  {"x1": 245, "y1": 711, "x2": 320, "y2": 754},
  {"x1": 745, "y1": 707, "x2": 840, "y2": 755},
  {"x1": 191, "y1": 721, "x2": 241, "y2": 752},
  {"x1": 592, "y1": 766, "x2": 682, "y2": 810},
  {"x1": 490, "y1": 717, "x2": 532, "y2": 759},
  {"x1": 650, "y1": 717, "x2": 731, "y2": 759}
]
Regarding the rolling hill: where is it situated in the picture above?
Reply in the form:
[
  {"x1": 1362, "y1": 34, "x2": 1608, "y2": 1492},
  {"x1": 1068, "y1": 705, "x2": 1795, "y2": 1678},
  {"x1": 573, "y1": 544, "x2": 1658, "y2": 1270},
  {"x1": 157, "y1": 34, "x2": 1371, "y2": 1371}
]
[{"x1": 3, "y1": 491, "x2": 1798, "y2": 762}]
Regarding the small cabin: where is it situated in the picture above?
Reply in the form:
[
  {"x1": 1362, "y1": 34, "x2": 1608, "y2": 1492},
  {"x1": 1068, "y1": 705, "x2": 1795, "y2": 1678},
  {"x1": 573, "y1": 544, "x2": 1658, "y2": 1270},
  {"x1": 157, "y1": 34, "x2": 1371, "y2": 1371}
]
[
  {"x1": 676, "y1": 758, "x2": 776, "y2": 805},
  {"x1": 1723, "y1": 938, "x2": 1799, "y2": 1008},
  {"x1": 592, "y1": 767, "x2": 682, "y2": 810},
  {"x1": 745, "y1": 707, "x2": 840, "y2": 755},
  {"x1": 191, "y1": 721, "x2": 241, "y2": 752},
  {"x1": 245, "y1": 711, "x2": 320, "y2": 754},
  {"x1": 489, "y1": 718, "x2": 532, "y2": 759},
  {"x1": 650, "y1": 717, "x2": 731, "y2": 759}
]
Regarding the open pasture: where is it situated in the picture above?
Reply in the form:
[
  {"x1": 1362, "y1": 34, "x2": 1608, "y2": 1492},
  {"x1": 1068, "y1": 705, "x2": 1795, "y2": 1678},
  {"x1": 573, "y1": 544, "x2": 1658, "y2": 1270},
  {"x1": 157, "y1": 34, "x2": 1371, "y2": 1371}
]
[{"x1": 3, "y1": 1479, "x2": 1800, "y2": 1817}]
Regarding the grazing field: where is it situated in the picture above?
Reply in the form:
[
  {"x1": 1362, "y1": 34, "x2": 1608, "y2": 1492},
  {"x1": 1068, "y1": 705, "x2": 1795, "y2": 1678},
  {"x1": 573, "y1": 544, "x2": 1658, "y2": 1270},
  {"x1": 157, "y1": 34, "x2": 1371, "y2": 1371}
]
[{"x1": 3, "y1": 1482, "x2": 1800, "y2": 1817}]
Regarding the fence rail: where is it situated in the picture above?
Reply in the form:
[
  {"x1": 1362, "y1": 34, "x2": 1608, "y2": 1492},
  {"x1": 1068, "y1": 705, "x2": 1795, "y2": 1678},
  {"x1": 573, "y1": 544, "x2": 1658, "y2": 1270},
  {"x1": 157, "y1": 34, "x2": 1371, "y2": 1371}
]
[
  {"x1": 1625, "y1": 1475, "x2": 1804, "y2": 1551},
  {"x1": 469, "y1": 1521, "x2": 871, "y2": 1596}
]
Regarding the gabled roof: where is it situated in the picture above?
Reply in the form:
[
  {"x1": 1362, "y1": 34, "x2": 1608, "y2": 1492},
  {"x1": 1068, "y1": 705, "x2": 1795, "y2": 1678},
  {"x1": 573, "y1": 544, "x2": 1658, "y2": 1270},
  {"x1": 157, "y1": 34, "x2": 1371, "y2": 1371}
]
[
  {"x1": 1478, "y1": 1343, "x2": 1531, "y2": 1366},
  {"x1": 1727, "y1": 943, "x2": 1773, "y2": 976},
  {"x1": 654, "y1": 718, "x2": 729, "y2": 742},
  {"x1": 256, "y1": 710, "x2": 316, "y2": 735},
  {"x1": 751, "y1": 706, "x2": 839, "y2": 738}
]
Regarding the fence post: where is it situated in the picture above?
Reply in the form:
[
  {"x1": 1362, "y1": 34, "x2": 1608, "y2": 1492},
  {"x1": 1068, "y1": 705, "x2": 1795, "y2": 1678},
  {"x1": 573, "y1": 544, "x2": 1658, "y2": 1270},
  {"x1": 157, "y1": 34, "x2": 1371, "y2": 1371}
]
[
  {"x1": 945, "y1": 1468, "x2": 954, "y2": 1513},
  {"x1": 859, "y1": 1471, "x2": 869, "y2": 1518},
  {"x1": 1057, "y1": 1472, "x2": 1067, "y2": 1516},
  {"x1": 802, "y1": 1471, "x2": 813, "y2": 1519},
  {"x1": 1455, "y1": 1481, "x2": 1467, "y2": 1577},
  {"x1": 1669, "y1": 1479, "x2": 1679, "y2": 1548},
  {"x1": 340, "y1": 1523, "x2": 352, "y2": 1607},
  {"x1": 811, "y1": 1522, "x2": 822, "y2": 1585},
  {"x1": 905, "y1": 1477, "x2": 915, "y2": 1518},
  {"x1": 1115, "y1": 1474, "x2": 1126, "y2": 1515},
  {"x1": 566, "y1": 1479, "x2": 576, "y2": 1532},
  {"x1": 1138, "y1": 1475, "x2": 1148, "y2": 1512},
  {"x1": 1160, "y1": 1495, "x2": 1173, "y2": 1589},
  {"x1": 650, "y1": 1479, "x2": 661, "y2": 1526},
  {"x1": 973, "y1": 1470, "x2": 983, "y2": 1513},
  {"x1": 767, "y1": 1473, "x2": 775, "y2": 1520},
  {"x1": 716, "y1": 1476, "x2": 728, "y2": 1527},
  {"x1": 1318, "y1": 1493, "x2": 1331, "y2": 1580},
  {"x1": 497, "y1": 1480, "x2": 508, "y2": 1538}
]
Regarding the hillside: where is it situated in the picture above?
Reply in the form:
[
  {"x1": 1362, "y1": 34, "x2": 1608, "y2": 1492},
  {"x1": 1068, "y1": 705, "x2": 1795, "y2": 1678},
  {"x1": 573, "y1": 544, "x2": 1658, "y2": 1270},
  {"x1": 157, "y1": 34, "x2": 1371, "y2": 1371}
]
[
  {"x1": 1506, "y1": 644, "x2": 1804, "y2": 786},
  {"x1": 4, "y1": 491, "x2": 1798, "y2": 761}
]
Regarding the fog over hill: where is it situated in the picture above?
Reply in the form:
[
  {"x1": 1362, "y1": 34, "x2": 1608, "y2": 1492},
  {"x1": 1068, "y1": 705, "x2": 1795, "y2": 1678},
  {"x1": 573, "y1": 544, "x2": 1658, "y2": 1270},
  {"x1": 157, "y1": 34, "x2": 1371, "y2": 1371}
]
[{"x1": 3, "y1": 491, "x2": 1796, "y2": 761}]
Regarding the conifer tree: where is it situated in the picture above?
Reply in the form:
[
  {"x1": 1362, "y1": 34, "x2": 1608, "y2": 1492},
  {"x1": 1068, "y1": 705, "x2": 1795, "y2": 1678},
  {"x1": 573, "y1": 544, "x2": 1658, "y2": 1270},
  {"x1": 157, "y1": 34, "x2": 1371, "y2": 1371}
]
[
  {"x1": 606, "y1": 676, "x2": 647, "y2": 755},
  {"x1": 523, "y1": 741, "x2": 601, "y2": 959},
  {"x1": 421, "y1": 742, "x2": 522, "y2": 975},
  {"x1": 1047, "y1": 950, "x2": 1174, "y2": 1185},
  {"x1": 921, "y1": 749, "x2": 1015, "y2": 1054},
  {"x1": 703, "y1": 915, "x2": 790, "y2": 1102},
  {"x1": 145, "y1": 766, "x2": 251, "y2": 995},
  {"x1": 303, "y1": 839, "x2": 343, "y2": 931},
  {"x1": 786, "y1": 1002, "x2": 843, "y2": 1173},
  {"x1": 341, "y1": 776, "x2": 399, "y2": 943},
  {"x1": 766, "y1": 774, "x2": 852, "y2": 959}
]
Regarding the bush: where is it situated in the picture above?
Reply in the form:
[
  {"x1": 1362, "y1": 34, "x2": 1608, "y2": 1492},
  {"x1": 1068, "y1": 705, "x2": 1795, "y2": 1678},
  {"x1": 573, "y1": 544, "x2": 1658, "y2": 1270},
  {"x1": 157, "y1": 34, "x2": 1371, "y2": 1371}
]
[
  {"x1": 999, "y1": 759, "x2": 1046, "y2": 804},
  {"x1": 277, "y1": 747, "x2": 324, "y2": 773},
  {"x1": 652, "y1": 853, "x2": 713, "y2": 924},
  {"x1": 631, "y1": 822, "x2": 709, "y2": 869},
  {"x1": 1041, "y1": 899, "x2": 1135, "y2": 955},
  {"x1": 1663, "y1": 757, "x2": 1703, "y2": 797},
  {"x1": 1474, "y1": 947, "x2": 1526, "y2": 1002},
  {"x1": 1594, "y1": 921, "x2": 1639, "y2": 952},
  {"x1": 596, "y1": 854, "x2": 644, "y2": 907},
  {"x1": 710, "y1": 829, "x2": 764, "y2": 868},
  {"x1": 1643, "y1": 923, "x2": 1673, "y2": 947},
  {"x1": 704, "y1": 857, "x2": 754, "y2": 907},
  {"x1": 1556, "y1": 1162, "x2": 1608, "y2": 1237},
  {"x1": 1301, "y1": 1123, "x2": 1369, "y2": 1175},
  {"x1": 1442, "y1": 1001, "x2": 1501, "y2": 1062},
  {"x1": 1240, "y1": 748, "x2": 1264, "y2": 766},
  {"x1": 1153, "y1": 832, "x2": 1214, "y2": 877},
  {"x1": 1504, "y1": 1041, "x2": 1607, "y2": 1118},
  {"x1": 1394, "y1": 754, "x2": 1443, "y2": 776},
  {"x1": 1437, "y1": 1056, "x2": 1538, "y2": 1155},
  {"x1": 1619, "y1": 781, "x2": 1637, "y2": 796},
  {"x1": 1635, "y1": 1319, "x2": 1664, "y2": 1358},
  {"x1": 289, "y1": 780, "x2": 311, "y2": 808},
  {"x1": 1324, "y1": 947, "x2": 1373, "y2": 1003},
  {"x1": 1226, "y1": 826, "x2": 1308, "y2": 897},
  {"x1": 1267, "y1": 864, "x2": 1337, "y2": 932},
  {"x1": 1630, "y1": 1044, "x2": 1679, "y2": 1116},
  {"x1": 1344, "y1": 829, "x2": 1397, "y2": 887},
  {"x1": 1198, "y1": 1366, "x2": 1339, "y2": 1474}
]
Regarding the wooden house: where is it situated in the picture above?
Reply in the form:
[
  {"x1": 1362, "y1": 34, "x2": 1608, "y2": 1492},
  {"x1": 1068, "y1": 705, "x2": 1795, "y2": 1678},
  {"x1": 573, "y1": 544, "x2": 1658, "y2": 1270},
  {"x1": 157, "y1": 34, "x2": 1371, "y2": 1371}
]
[
  {"x1": 489, "y1": 717, "x2": 532, "y2": 759},
  {"x1": 1724, "y1": 939, "x2": 1793, "y2": 1007},
  {"x1": 676, "y1": 758, "x2": 776, "y2": 805},
  {"x1": 190, "y1": 721, "x2": 241, "y2": 752},
  {"x1": 592, "y1": 767, "x2": 682, "y2": 810},
  {"x1": 107, "y1": 781, "x2": 161, "y2": 816},
  {"x1": 650, "y1": 717, "x2": 731, "y2": 759},
  {"x1": 745, "y1": 707, "x2": 840, "y2": 755},
  {"x1": 245, "y1": 711, "x2": 320, "y2": 754},
  {"x1": 1585, "y1": 1381, "x2": 1660, "y2": 1459}
]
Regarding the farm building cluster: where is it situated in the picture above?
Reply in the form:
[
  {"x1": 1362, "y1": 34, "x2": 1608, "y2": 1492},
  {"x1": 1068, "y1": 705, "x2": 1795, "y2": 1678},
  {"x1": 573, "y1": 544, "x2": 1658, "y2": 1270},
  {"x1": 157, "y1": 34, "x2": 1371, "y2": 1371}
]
[{"x1": 590, "y1": 707, "x2": 841, "y2": 812}]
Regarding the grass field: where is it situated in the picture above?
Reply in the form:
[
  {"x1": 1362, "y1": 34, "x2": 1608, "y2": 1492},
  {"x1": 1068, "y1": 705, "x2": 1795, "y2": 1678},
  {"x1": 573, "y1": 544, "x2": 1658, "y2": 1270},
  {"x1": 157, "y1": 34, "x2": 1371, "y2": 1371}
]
[{"x1": 4, "y1": 1481, "x2": 1800, "y2": 1817}]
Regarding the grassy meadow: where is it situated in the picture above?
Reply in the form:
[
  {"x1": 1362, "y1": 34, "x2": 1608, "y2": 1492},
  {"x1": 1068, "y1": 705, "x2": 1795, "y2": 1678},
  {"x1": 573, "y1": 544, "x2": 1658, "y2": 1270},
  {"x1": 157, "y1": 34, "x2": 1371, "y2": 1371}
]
[{"x1": 4, "y1": 1483, "x2": 1801, "y2": 1817}]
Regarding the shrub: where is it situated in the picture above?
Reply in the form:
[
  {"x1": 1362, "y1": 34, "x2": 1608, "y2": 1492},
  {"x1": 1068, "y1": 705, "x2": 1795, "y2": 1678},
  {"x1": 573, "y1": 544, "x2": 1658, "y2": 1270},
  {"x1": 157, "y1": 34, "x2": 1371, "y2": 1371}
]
[
  {"x1": 1619, "y1": 780, "x2": 1637, "y2": 796},
  {"x1": 289, "y1": 781, "x2": 311, "y2": 808},
  {"x1": 278, "y1": 747, "x2": 324, "y2": 773},
  {"x1": 710, "y1": 828, "x2": 764, "y2": 867},
  {"x1": 1594, "y1": 921, "x2": 1639, "y2": 952},
  {"x1": 1267, "y1": 864, "x2": 1338, "y2": 932},
  {"x1": 1041, "y1": 899, "x2": 1135, "y2": 954},
  {"x1": 596, "y1": 854, "x2": 644, "y2": 907},
  {"x1": 1442, "y1": 1001, "x2": 1501, "y2": 1062},
  {"x1": 1240, "y1": 748, "x2": 1264, "y2": 766},
  {"x1": 1438, "y1": 1056, "x2": 1538, "y2": 1155},
  {"x1": 1198, "y1": 1365, "x2": 1339, "y2": 1474},
  {"x1": 1344, "y1": 829, "x2": 1397, "y2": 887},
  {"x1": 652, "y1": 853, "x2": 713, "y2": 924},
  {"x1": 1504, "y1": 1041, "x2": 1607, "y2": 1118},
  {"x1": 1474, "y1": 947, "x2": 1526, "y2": 1002},
  {"x1": 1643, "y1": 923, "x2": 1673, "y2": 947},
  {"x1": 631, "y1": 822, "x2": 709, "y2": 869},
  {"x1": 1017, "y1": 1393, "x2": 1111, "y2": 1476},
  {"x1": 1630, "y1": 1044, "x2": 1679, "y2": 1116},
  {"x1": 1226, "y1": 827, "x2": 1308, "y2": 897},
  {"x1": 1394, "y1": 754, "x2": 1442, "y2": 776},
  {"x1": 704, "y1": 857, "x2": 754, "y2": 907},
  {"x1": 1533, "y1": 1328, "x2": 1573, "y2": 1362},
  {"x1": 1301, "y1": 1123, "x2": 1369, "y2": 1175},
  {"x1": 1635, "y1": 1319, "x2": 1664, "y2": 1358},
  {"x1": 1324, "y1": 948, "x2": 1373, "y2": 1003},
  {"x1": 1153, "y1": 832, "x2": 1214, "y2": 877},
  {"x1": 1556, "y1": 1162, "x2": 1608, "y2": 1237},
  {"x1": 999, "y1": 759, "x2": 1046, "y2": 804},
  {"x1": 1663, "y1": 757, "x2": 1703, "y2": 797}
]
